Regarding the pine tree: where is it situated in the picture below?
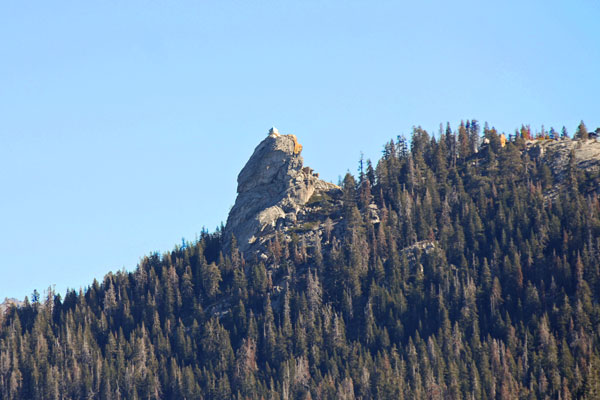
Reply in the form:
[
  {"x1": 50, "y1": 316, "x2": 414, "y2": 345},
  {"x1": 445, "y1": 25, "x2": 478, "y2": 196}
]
[{"x1": 575, "y1": 120, "x2": 589, "y2": 140}]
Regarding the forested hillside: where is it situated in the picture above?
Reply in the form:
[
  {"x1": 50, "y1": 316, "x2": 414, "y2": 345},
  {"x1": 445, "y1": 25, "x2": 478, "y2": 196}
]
[{"x1": 2, "y1": 121, "x2": 600, "y2": 399}]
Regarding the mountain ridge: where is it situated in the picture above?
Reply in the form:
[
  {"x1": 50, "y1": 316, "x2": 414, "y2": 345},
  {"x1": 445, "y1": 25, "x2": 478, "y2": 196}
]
[{"x1": 2, "y1": 123, "x2": 600, "y2": 399}]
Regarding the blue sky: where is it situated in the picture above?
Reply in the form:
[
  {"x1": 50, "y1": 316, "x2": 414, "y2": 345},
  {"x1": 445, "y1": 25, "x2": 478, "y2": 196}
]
[{"x1": 1, "y1": 1, "x2": 598, "y2": 301}]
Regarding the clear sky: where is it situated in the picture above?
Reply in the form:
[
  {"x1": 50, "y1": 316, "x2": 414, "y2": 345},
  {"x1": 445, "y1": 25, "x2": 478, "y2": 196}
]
[{"x1": 1, "y1": 1, "x2": 598, "y2": 301}]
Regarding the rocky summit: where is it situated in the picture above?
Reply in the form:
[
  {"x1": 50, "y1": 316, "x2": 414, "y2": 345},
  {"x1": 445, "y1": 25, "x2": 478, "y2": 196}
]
[{"x1": 223, "y1": 128, "x2": 339, "y2": 256}]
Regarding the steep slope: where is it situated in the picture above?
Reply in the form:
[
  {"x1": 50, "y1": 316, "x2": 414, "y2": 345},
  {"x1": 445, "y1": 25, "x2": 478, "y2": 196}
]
[{"x1": 1, "y1": 124, "x2": 600, "y2": 399}]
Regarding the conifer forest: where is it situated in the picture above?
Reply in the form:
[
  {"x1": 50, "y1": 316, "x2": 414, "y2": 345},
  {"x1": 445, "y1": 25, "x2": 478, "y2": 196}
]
[{"x1": 2, "y1": 121, "x2": 600, "y2": 399}]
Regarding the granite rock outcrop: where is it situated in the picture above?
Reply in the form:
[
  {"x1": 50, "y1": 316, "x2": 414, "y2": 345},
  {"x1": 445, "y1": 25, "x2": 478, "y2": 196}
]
[{"x1": 224, "y1": 129, "x2": 339, "y2": 255}]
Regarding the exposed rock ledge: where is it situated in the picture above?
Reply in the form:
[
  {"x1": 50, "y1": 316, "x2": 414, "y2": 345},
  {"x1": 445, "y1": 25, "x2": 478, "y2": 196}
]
[
  {"x1": 223, "y1": 129, "x2": 339, "y2": 256},
  {"x1": 524, "y1": 138, "x2": 600, "y2": 199}
]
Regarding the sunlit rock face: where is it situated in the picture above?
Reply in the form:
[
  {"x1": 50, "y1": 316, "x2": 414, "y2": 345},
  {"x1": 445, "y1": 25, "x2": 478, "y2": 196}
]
[{"x1": 223, "y1": 129, "x2": 337, "y2": 255}]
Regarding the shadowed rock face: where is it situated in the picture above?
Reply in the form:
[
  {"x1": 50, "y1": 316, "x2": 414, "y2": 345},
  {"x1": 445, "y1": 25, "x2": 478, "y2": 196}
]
[{"x1": 224, "y1": 131, "x2": 337, "y2": 255}]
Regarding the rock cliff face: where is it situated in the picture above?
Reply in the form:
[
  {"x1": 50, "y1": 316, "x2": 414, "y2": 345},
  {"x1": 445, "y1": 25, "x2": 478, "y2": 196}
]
[{"x1": 224, "y1": 130, "x2": 339, "y2": 256}]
